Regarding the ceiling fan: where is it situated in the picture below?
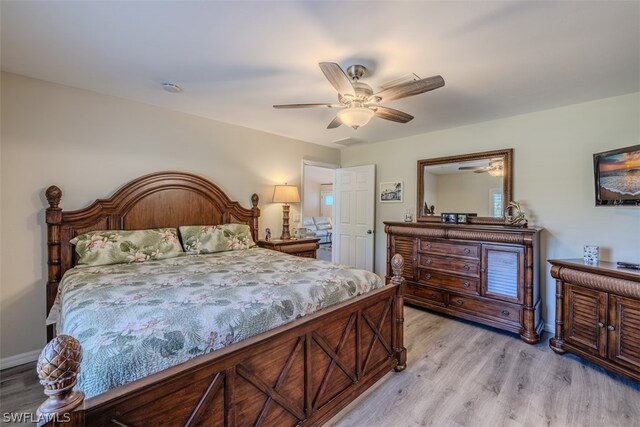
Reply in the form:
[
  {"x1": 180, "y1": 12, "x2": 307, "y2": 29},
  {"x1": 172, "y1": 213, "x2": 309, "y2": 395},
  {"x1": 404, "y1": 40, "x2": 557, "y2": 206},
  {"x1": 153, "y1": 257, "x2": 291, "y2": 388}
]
[
  {"x1": 459, "y1": 159, "x2": 504, "y2": 176},
  {"x1": 273, "y1": 62, "x2": 445, "y2": 130}
]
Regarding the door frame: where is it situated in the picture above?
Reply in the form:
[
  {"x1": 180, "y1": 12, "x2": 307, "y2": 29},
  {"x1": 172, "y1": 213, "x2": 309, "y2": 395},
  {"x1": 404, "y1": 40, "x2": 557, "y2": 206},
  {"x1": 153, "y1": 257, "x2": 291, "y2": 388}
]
[
  {"x1": 300, "y1": 159, "x2": 338, "y2": 224},
  {"x1": 301, "y1": 159, "x2": 338, "y2": 260}
]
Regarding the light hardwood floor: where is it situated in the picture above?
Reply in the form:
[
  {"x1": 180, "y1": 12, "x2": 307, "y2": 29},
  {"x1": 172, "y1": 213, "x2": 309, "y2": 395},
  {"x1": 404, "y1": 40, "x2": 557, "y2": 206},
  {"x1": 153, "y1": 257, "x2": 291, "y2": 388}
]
[
  {"x1": 2, "y1": 307, "x2": 639, "y2": 427},
  {"x1": 330, "y1": 307, "x2": 640, "y2": 427}
]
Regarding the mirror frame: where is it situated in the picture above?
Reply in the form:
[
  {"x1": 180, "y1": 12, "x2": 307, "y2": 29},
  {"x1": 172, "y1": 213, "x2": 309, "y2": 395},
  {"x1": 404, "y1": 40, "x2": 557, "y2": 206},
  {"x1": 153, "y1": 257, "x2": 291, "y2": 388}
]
[{"x1": 417, "y1": 148, "x2": 513, "y2": 225}]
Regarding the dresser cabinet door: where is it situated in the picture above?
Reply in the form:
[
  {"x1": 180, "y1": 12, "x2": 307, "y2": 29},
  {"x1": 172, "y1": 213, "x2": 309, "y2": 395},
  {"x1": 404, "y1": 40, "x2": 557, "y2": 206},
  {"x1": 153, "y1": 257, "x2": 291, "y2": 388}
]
[
  {"x1": 564, "y1": 284, "x2": 608, "y2": 357},
  {"x1": 607, "y1": 295, "x2": 640, "y2": 371},
  {"x1": 390, "y1": 236, "x2": 417, "y2": 281},
  {"x1": 481, "y1": 245, "x2": 524, "y2": 303}
]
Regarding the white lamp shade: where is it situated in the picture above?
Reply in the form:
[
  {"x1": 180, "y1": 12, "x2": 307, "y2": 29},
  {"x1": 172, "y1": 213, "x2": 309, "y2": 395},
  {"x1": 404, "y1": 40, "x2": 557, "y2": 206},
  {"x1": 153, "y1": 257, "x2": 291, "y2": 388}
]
[
  {"x1": 272, "y1": 184, "x2": 300, "y2": 204},
  {"x1": 337, "y1": 107, "x2": 375, "y2": 129}
]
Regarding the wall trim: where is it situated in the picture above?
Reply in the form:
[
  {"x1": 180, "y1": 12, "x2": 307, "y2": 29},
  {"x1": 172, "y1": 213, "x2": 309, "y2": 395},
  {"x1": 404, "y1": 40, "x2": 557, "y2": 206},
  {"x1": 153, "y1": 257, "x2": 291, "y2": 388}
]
[
  {"x1": 0, "y1": 349, "x2": 40, "y2": 370},
  {"x1": 544, "y1": 322, "x2": 555, "y2": 335}
]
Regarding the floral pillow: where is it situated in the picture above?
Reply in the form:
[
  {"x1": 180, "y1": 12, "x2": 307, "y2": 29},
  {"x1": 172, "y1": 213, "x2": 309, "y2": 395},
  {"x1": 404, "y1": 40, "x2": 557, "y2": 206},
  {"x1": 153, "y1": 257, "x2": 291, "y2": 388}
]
[
  {"x1": 179, "y1": 224, "x2": 256, "y2": 254},
  {"x1": 70, "y1": 228, "x2": 184, "y2": 266}
]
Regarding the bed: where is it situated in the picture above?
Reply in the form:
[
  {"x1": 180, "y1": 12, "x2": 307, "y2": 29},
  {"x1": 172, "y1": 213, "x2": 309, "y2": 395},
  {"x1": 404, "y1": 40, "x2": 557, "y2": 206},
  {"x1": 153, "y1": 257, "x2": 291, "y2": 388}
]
[{"x1": 37, "y1": 171, "x2": 406, "y2": 427}]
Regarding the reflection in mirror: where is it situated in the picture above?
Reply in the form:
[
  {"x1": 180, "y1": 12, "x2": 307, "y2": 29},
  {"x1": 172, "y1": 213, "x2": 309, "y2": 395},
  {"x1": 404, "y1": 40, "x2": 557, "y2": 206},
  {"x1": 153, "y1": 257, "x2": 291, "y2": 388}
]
[
  {"x1": 417, "y1": 149, "x2": 512, "y2": 223},
  {"x1": 423, "y1": 158, "x2": 504, "y2": 217}
]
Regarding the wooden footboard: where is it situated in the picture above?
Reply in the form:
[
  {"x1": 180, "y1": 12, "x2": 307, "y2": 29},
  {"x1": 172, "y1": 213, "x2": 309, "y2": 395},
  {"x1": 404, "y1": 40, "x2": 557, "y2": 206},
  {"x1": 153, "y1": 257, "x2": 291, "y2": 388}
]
[{"x1": 37, "y1": 255, "x2": 405, "y2": 427}]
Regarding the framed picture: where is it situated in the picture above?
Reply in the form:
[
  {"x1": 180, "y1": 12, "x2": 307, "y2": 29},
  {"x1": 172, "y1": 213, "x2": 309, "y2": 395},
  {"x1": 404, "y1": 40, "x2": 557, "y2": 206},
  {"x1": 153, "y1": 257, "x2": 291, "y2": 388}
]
[
  {"x1": 380, "y1": 181, "x2": 403, "y2": 203},
  {"x1": 457, "y1": 213, "x2": 469, "y2": 224},
  {"x1": 441, "y1": 213, "x2": 457, "y2": 224}
]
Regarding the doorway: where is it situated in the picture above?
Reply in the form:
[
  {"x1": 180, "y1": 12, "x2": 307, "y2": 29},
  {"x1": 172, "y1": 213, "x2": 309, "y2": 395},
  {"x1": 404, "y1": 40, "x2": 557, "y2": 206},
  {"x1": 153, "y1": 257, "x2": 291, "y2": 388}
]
[{"x1": 301, "y1": 161, "x2": 336, "y2": 263}]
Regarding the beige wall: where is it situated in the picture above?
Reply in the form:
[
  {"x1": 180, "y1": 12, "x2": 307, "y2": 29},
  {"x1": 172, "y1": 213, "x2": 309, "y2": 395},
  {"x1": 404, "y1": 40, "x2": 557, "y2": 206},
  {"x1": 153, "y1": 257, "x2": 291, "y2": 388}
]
[
  {"x1": 303, "y1": 180, "x2": 321, "y2": 217},
  {"x1": 0, "y1": 72, "x2": 340, "y2": 361},
  {"x1": 342, "y1": 92, "x2": 640, "y2": 331},
  {"x1": 434, "y1": 172, "x2": 503, "y2": 217}
]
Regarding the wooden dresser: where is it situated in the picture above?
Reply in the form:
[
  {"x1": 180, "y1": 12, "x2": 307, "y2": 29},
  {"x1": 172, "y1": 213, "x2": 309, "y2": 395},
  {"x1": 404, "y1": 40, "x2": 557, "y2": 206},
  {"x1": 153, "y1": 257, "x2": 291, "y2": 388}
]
[
  {"x1": 257, "y1": 237, "x2": 320, "y2": 259},
  {"x1": 549, "y1": 259, "x2": 640, "y2": 382},
  {"x1": 385, "y1": 222, "x2": 542, "y2": 344}
]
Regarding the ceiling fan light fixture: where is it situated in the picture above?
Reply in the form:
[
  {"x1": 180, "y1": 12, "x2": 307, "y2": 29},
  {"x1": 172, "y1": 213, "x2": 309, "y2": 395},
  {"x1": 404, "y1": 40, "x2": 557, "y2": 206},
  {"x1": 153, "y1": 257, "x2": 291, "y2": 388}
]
[
  {"x1": 337, "y1": 107, "x2": 375, "y2": 129},
  {"x1": 488, "y1": 167, "x2": 504, "y2": 177}
]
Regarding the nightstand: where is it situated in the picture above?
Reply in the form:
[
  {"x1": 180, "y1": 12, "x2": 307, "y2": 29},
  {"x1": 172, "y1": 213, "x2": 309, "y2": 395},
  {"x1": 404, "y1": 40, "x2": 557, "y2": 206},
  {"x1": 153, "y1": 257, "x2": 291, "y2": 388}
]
[{"x1": 257, "y1": 237, "x2": 320, "y2": 259}]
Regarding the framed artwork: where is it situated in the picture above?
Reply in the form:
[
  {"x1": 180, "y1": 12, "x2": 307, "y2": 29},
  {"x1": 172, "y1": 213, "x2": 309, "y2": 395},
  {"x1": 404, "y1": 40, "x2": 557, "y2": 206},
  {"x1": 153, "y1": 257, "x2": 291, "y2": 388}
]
[
  {"x1": 593, "y1": 144, "x2": 640, "y2": 206},
  {"x1": 457, "y1": 213, "x2": 469, "y2": 224},
  {"x1": 441, "y1": 213, "x2": 457, "y2": 224},
  {"x1": 380, "y1": 181, "x2": 403, "y2": 203}
]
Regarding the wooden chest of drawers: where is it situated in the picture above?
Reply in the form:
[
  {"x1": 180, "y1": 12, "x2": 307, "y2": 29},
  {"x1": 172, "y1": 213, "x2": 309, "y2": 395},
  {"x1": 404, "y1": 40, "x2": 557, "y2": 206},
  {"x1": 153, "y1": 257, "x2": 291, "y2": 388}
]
[
  {"x1": 385, "y1": 222, "x2": 542, "y2": 344},
  {"x1": 549, "y1": 259, "x2": 640, "y2": 382}
]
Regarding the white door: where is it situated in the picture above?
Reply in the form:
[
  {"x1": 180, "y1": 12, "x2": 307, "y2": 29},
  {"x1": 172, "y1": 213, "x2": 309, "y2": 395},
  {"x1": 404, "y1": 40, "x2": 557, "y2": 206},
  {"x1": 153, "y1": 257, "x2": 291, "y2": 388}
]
[{"x1": 333, "y1": 164, "x2": 375, "y2": 270}]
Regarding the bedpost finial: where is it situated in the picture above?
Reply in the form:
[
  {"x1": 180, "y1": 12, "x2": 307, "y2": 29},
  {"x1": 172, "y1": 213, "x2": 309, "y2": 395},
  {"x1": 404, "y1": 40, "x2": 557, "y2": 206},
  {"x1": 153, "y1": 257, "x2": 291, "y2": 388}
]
[
  {"x1": 37, "y1": 335, "x2": 85, "y2": 418},
  {"x1": 251, "y1": 193, "x2": 259, "y2": 208},
  {"x1": 391, "y1": 254, "x2": 404, "y2": 278},
  {"x1": 391, "y1": 254, "x2": 405, "y2": 288},
  {"x1": 46, "y1": 186, "x2": 62, "y2": 209}
]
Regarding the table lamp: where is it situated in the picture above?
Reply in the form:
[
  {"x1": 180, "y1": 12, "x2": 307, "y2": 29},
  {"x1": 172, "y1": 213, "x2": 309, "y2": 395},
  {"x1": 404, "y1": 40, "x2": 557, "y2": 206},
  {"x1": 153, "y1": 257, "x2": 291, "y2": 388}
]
[{"x1": 272, "y1": 184, "x2": 300, "y2": 240}]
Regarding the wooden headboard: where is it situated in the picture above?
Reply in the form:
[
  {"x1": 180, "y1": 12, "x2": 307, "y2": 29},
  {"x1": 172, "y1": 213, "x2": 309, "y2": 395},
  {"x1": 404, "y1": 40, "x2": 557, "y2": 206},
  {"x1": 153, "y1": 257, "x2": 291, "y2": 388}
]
[{"x1": 45, "y1": 171, "x2": 260, "y2": 341}]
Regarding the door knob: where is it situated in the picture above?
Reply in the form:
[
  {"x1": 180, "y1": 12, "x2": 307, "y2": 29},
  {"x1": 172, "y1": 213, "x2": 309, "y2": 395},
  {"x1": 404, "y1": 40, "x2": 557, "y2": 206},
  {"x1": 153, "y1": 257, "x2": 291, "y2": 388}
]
[
  {"x1": 367, "y1": 230, "x2": 373, "y2": 234},
  {"x1": 597, "y1": 322, "x2": 605, "y2": 328},
  {"x1": 607, "y1": 325, "x2": 615, "y2": 331}
]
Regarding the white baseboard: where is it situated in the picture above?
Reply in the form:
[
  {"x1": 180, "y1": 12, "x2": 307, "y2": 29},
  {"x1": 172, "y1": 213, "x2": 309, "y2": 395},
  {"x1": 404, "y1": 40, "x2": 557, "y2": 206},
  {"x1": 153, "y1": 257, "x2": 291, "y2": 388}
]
[
  {"x1": 544, "y1": 322, "x2": 555, "y2": 334},
  {"x1": 0, "y1": 349, "x2": 40, "y2": 370}
]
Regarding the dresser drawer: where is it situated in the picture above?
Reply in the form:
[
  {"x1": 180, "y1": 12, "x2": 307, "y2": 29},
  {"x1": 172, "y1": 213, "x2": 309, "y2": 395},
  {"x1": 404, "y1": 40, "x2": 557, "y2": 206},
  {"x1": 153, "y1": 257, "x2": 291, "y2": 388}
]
[
  {"x1": 420, "y1": 240, "x2": 479, "y2": 259},
  {"x1": 419, "y1": 254, "x2": 480, "y2": 277},
  {"x1": 295, "y1": 250, "x2": 317, "y2": 258},
  {"x1": 406, "y1": 283, "x2": 446, "y2": 306},
  {"x1": 449, "y1": 294, "x2": 522, "y2": 325},
  {"x1": 418, "y1": 270, "x2": 479, "y2": 295}
]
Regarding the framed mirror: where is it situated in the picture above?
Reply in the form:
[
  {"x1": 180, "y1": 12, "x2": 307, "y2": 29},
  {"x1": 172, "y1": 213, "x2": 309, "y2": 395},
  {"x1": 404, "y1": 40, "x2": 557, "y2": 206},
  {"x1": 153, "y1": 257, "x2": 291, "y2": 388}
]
[{"x1": 417, "y1": 148, "x2": 513, "y2": 224}]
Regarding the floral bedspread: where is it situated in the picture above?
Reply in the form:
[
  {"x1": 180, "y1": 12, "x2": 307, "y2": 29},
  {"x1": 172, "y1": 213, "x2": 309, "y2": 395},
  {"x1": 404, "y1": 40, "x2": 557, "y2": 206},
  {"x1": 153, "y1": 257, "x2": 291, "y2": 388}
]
[{"x1": 51, "y1": 248, "x2": 383, "y2": 398}]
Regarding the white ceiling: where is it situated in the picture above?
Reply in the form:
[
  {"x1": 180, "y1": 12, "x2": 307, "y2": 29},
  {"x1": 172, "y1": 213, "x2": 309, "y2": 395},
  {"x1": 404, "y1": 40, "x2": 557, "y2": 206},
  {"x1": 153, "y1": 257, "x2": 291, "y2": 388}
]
[{"x1": 2, "y1": 1, "x2": 638, "y2": 147}]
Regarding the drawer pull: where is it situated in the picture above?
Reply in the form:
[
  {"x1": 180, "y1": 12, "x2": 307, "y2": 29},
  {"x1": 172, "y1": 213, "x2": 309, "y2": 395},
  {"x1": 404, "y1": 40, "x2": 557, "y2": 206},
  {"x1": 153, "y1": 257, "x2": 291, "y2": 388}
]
[
  {"x1": 464, "y1": 248, "x2": 471, "y2": 254},
  {"x1": 597, "y1": 322, "x2": 605, "y2": 328},
  {"x1": 425, "y1": 273, "x2": 432, "y2": 280},
  {"x1": 455, "y1": 299, "x2": 464, "y2": 306},
  {"x1": 425, "y1": 258, "x2": 432, "y2": 265},
  {"x1": 426, "y1": 242, "x2": 432, "y2": 249},
  {"x1": 607, "y1": 325, "x2": 615, "y2": 331},
  {"x1": 463, "y1": 281, "x2": 471, "y2": 288},
  {"x1": 501, "y1": 310, "x2": 510, "y2": 317},
  {"x1": 463, "y1": 264, "x2": 470, "y2": 271}
]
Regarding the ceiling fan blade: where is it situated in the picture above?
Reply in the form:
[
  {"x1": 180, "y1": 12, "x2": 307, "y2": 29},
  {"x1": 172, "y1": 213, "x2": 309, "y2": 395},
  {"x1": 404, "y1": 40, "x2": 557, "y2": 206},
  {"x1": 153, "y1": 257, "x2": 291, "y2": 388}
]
[
  {"x1": 374, "y1": 106, "x2": 414, "y2": 123},
  {"x1": 273, "y1": 103, "x2": 337, "y2": 109},
  {"x1": 374, "y1": 75, "x2": 445, "y2": 103},
  {"x1": 459, "y1": 166, "x2": 487, "y2": 171},
  {"x1": 327, "y1": 116, "x2": 342, "y2": 129},
  {"x1": 474, "y1": 170, "x2": 488, "y2": 174},
  {"x1": 319, "y1": 62, "x2": 355, "y2": 96}
]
